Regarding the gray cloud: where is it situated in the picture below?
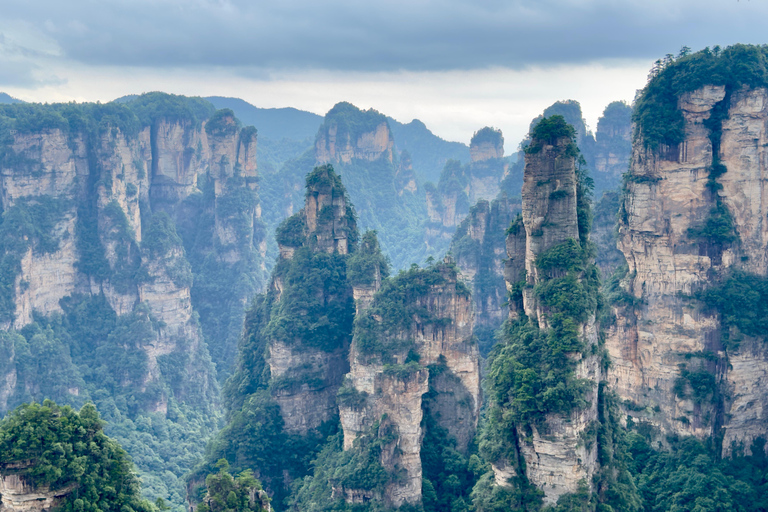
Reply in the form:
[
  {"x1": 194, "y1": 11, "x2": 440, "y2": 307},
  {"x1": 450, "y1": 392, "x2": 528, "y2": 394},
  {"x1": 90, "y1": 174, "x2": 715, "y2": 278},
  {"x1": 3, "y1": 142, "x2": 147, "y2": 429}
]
[
  {"x1": 3, "y1": 0, "x2": 767, "y2": 72},
  {"x1": 0, "y1": 32, "x2": 65, "y2": 87}
]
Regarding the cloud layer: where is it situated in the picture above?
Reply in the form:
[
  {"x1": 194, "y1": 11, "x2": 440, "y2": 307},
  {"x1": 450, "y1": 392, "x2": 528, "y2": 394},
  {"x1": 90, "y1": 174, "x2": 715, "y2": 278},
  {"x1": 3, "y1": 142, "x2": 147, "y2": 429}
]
[{"x1": 3, "y1": 0, "x2": 768, "y2": 73}]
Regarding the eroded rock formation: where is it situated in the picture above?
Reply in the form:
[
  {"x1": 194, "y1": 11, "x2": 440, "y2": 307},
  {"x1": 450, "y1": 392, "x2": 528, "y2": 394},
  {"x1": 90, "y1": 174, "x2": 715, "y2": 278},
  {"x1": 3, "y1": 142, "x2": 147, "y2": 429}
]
[
  {"x1": 607, "y1": 84, "x2": 768, "y2": 453},
  {"x1": 338, "y1": 259, "x2": 481, "y2": 506},
  {"x1": 498, "y1": 125, "x2": 601, "y2": 504}
]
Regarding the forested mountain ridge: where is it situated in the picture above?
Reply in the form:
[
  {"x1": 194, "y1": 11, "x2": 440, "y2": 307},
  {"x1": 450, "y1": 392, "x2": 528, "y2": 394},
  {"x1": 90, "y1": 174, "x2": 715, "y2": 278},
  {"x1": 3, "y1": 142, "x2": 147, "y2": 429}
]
[
  {"x1": 0, "y1": 93, "x2": 267, "y2": 508},
  {"x1": 608, "y1": 44, "x2": 768, "y2": 450},
  {"x1": 8, "y1": 44, "x2": 768, "y2": 512}
]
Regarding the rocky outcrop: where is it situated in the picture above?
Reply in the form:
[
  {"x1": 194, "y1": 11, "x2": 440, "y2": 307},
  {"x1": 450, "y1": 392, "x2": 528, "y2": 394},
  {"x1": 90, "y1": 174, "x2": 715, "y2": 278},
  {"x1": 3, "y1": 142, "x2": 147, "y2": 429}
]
[
  {"x1": 267, "y1": 166, "x2": 356, "y2": 434},
  {"x1": 0, "y1": 99, "x2": 264, "y2": 411},
  {"x1": 607, "y1": 84, "x2": 768, "y2": 453},
  {"x1": 0, "y1": 468, "x2": 73, "y2": 512},
  {"x1": 315, "y1": 103, "x2": 394, "y2": 165},
  {"x1": 451, "y1": 197, "x2": 521, "y2": 354},
  {"x1": 338, "y1": 261, "x2": 481, "y2": 506},
  {"x1": 592, "y1": 101, "x2": 632, "y2": 195},
  {"x1": 500, "y1": 126, "x2": 600, "y2": 504}
]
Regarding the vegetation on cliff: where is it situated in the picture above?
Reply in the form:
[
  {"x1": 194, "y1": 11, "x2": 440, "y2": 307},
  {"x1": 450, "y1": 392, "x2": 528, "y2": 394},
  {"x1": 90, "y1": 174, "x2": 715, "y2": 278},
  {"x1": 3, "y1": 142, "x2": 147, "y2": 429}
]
[
  {"x1": 635, "y1": 44, "x2": 768, "y2": 149},
  {"x1": 195, "y1": 460, "x2": 270, "y2": 512},
  {"x1": 0, "y1": 400, "x2": 155, "y2": 512}
]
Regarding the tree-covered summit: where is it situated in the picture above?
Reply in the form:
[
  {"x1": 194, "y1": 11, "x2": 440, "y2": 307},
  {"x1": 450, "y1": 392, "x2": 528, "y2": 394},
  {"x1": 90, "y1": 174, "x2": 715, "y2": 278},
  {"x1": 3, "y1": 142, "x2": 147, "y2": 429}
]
[
  {"x1": 470, "y1": 127, "x2": 503, "y2": 148},
  {"x1": 321, "y1": 101, "x2": 390, "y2": 142},
  {"x1": 0, "y1": 400, "x2": 155, "y2": 512},
  {"x1": 635, "y1": 44, "x2": 768, "y2": 148}
]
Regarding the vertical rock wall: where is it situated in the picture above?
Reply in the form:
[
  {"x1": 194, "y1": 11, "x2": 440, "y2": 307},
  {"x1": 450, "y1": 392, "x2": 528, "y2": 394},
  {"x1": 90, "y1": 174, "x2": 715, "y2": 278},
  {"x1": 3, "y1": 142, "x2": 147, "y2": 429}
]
[
  {"x1": 501, "y1": 131, "x2": 601, "y2": 504},
  {"x1": 338, "y1": 261, "x2": 481, "y2": 507},
  {"x1": 608, "y1": 84, "x2": 768, "y2": 453},
  {"x1": 0, "y1": 103, "x2": 262, "y2": 410}
]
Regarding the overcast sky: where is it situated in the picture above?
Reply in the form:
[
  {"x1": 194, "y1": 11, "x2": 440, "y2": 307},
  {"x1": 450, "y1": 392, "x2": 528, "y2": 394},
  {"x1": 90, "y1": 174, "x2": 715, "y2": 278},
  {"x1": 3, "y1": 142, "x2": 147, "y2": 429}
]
[{"x1": 1, "y1": 0, "x2": 766, "y2": 147}]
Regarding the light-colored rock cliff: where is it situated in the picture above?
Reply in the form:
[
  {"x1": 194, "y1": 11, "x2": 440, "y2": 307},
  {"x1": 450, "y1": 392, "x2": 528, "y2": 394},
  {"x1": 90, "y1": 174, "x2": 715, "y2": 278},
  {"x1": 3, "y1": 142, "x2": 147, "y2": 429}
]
[
  {"x1": 0, "y1": 469, "x2": 73, "y2": 512},
  {"x1": 499, "y1": 129, "x2": 601, "y2": 504},
  {"x1": 316, "y1": 120, "x2": 394, "y2": 165},
  {"x1": 267, "y1": 166, "x2": 356, "y2": 434},
  {"x1": 0, "y1": 103, "x2": 262, "y2": 411},
  {"x1": 607, "y1": 85, "x2": 768, "y2": 453},
  {"x1": 339, "y1": 261, "x2": 481, "y2": 506}
]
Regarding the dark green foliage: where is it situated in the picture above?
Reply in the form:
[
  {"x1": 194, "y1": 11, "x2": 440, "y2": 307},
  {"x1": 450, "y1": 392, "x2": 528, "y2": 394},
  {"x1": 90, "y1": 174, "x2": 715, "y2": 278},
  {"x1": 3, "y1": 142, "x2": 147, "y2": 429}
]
[
  {"x1": 483, "y1": 320, "x2": 592, "y2": 436},
  {"x1": 2, "y1": 293, "x2": 218, "y2": 511},
  {"x1": 527, "y1": 115, "x2": 576, "y2": 152},
  {"x1": 264, "y1": 247, "x2": 354, "y2": 352},
  {"x1": 450, "y1": 198, "x2": 520, "y2": 355},
  {"x1": 688, "y1": 200, "x2": 738, "y2": 247},
  {"x1": 353, "y1": 261, "x2": 459, "y2": 361},
  {"x1": 471, "y1": 127, "x2": 503, "y2": 148},
  {"x1": 421, "y1": 365, "x2": 478, "y2": 512},
  {"x1": 471, "y1": 470, "x2": 543, "y2": 512},
  {"x1": 590, "y1": 388, "x2": 643, "y2": 512},
  {"x1": 697, "y1": 270, "x2": 768, "y2": 349},
  {"x1": 673, "y1": 368, "x2": 718, "y2": 405},
  {"x1": 196, "y1": 460, "x2": 269, "y2": 512},
  {"x1": 126, "y1": 92, "x2": 215, "y2": 128},
  {"x1": 175, "y1": 174, "x2": 266, "y2": 379},
  {"x1": 0, "y1": 196, "x2": 70, "y2": 321},
  {"x1": 0, "y1": 401, "x2": 154, "y2": 512},
  {"x1": 635, "y1": 44, "x2": 768, "y2": 149},
  {"x1": 346, "y1": 230, "x2": 390, "y2": 287},
  {"x1": 596, "y1": 102, "x2": 631, "y2": 145},
  {"x1": 206, "y1": 109, "x2": 240, "y2": 137},
  {"x1": 321, "y1": 102, "x2": 388, "y2": 143},
  {"x1": 0, "y1": 101, "x2": 141, "y2": 139},
  {"x1": 143, "y1": 212, "x2": 184, "y2": 257},
  {"x1": 626, "y1": 431, "x2": 768, "y2": 512},
  {"x1": 199, "y1": 390, "x2": 339, "y2": 510},
  {"x1": 480, "y1": 149, "x2": 599, "y2": 464},
  {"x1": 102, "y1": 200, "x2": 143, "y2": 291},
  {"x1": 289, "y1": 425, "x2": 402, "y2": 512},
  {"x1": 275, "y1": 213, "x2": 307, "y2": 248}
]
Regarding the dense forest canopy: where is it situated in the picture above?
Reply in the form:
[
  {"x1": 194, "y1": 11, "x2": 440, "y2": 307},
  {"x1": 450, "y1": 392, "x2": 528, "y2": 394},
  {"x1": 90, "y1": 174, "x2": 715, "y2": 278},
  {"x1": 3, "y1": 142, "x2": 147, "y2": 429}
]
[{"x1": 635, "y1": 44, "x2": 768, "y2": 148}]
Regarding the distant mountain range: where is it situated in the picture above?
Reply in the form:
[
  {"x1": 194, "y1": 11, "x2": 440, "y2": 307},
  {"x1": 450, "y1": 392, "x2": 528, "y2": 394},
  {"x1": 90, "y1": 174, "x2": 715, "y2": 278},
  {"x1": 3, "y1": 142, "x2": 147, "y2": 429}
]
[{"x1": 0, "y1": 92, "x2": 22, "y2": 104}]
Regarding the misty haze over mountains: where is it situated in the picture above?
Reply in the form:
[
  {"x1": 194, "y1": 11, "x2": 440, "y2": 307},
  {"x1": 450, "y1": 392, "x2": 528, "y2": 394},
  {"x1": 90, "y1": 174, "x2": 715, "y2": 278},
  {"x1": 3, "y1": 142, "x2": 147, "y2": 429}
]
[{"x1": 4, "y1": 2, "x2": 768, "y2": 511}]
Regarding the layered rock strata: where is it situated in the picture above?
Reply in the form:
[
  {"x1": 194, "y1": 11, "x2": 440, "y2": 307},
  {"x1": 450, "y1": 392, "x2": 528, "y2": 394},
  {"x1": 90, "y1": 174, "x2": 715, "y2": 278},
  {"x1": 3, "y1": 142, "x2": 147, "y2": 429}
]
[
  {"x1": 269, "y1": 166, "x2": 356, "y2": 433},
  {"x1": 502, "y1": 132, "x2": 601, "y2": 503},
  {"x1": 338, "y1": 260, "x2": 481, "y2": 506},
  {"x1": 0, "y1": 102, "x2": 263, "y2": 409},
  {"x1": 607, "y1": 85, "x2": 768, "y2": 453},
  {"x1": 451, "y1": 197, "x2": 521, "y2": 353}
]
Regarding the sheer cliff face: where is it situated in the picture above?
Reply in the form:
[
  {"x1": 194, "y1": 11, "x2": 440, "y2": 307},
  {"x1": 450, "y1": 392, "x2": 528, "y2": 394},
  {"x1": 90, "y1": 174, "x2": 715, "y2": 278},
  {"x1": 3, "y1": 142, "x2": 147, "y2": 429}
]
[
  {"x1": 315, "y1": 120, "x2": 394, "y2": 165},
  {"x1": 0, "y1": 469, "x2": 70, "y2": 512},
  {"x1": 501, "y1": 133, "x2": 600, "y2": 504},
  {"x1": 521, "y1": 137, "x2": 580, "y2": 320},
  {"x1": 0, "y1": 110, "x2": 260, "y2": 409},
  {"x1": 608, "y1": 85, "x2": 768, "y2": 451},
  {"x1": 269, "y1": 167, "x2": 356, "y2": 434},
  {"x1": 451, "y1": 197, "x2": 521, "y2": 354},
  {"x1": 339, "y1": 262, "x2": 481, "y2": 507}
]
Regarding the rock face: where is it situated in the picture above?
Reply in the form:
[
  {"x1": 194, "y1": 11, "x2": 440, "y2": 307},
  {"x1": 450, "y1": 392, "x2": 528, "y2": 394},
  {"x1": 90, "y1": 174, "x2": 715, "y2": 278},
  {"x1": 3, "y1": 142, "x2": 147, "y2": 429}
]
[
  {"x1": 592, "y1": 101, "x2": 632, "y2": 195},
  {"x1": 315, "y1": 103, "x2": 394, "y2": 165},
  {"x1": 450, "y1": 197, "x2": 521, "y2": 354},
  {"x1": 425, "y1": 129, "x2": 508, "y2": 250},
  {"x1": 607, "y1": 84, "x2": 768, "y2": 453},
  {"x1": 0, "y1": 100, "x2": 264, "y2": 411},
  {"x1": 0, "y1": 469, "x2": 72, "y2": 512},
  {"x1": 338, "y1": 261, "x2": 481, "y2": 506},
  {"x1": 502, "y1": 130, "x2": 600, "y2": 503},
  {"x1": 268, "y1": 166, "x2": 356, "y2": 434}
]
